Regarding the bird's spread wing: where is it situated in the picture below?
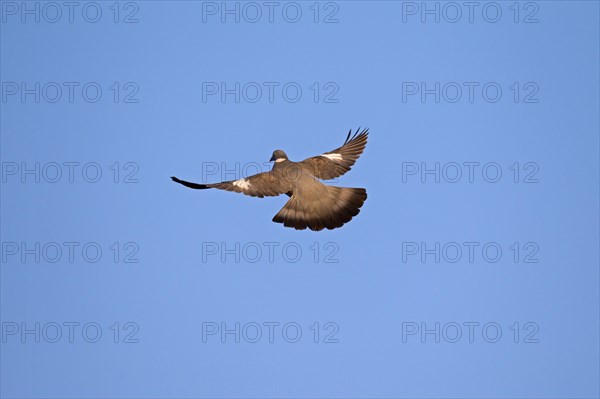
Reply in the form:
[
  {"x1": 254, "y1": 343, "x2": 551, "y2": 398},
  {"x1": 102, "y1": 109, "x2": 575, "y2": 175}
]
[
  {"x1": 171, "y1": 172, "x2": 289, "y2": 198},
  {"x1": 299, "y1": 127, "x2": 368, "y2": 180}
]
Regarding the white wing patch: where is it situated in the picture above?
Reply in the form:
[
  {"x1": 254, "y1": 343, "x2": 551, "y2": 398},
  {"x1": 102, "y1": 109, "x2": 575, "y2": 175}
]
[
  {"x1": 321, "y1": 153, "x2": 343, "y2": 161},
  {"x1": 233, "y1": 178, "x2": 252, "y2": 190}
]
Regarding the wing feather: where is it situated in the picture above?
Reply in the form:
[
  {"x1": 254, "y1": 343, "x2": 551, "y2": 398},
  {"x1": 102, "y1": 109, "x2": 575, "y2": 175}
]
[
  {"x1": 300, "y1": 127, "x2": 368, "y2": 180},
  {"x1": 171, "y1": 172, "x2": 289, "y2": 198}
]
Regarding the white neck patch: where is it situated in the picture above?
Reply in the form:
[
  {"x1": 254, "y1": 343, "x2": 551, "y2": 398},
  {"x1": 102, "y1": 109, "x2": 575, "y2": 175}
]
[{"x1": 275, "y1": 158, "x2": 286, "y2": 163}]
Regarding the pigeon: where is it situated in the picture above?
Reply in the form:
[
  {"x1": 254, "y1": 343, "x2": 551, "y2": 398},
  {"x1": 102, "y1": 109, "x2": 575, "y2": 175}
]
[{"x1": 171, "y1": 128, "x2": 368, "y2": 231}]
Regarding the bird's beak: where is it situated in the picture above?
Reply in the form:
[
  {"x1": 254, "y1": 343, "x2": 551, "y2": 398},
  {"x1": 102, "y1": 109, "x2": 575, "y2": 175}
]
[{"x1": 269, "y1": 155, "x2": 276, "y2": 162}]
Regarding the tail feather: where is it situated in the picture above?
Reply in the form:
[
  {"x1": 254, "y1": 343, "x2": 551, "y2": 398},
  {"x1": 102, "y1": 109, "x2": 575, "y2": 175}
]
[{"x1": 272, "y1": 186, "x2": 367, "y2": 231}]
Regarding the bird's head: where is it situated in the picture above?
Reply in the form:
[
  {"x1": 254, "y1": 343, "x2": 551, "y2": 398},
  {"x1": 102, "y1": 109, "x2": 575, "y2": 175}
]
[{"x1": 270, "y1": 150, "x2": 288, "y2": 162}]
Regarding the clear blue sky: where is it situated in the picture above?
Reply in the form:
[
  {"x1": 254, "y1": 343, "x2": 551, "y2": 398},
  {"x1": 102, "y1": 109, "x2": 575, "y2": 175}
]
[{"x1": 1, "y1": 1, "x2": 599, "y2": 398}]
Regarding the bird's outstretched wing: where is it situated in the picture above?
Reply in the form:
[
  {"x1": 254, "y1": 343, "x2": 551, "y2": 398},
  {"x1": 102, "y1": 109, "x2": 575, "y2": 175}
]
[
  {"x1": 299, "y1": 127, "x2": 368, "y2": 180},
  {"x1": 171, "y1": 172, "x2": 289, "y2": 198}
]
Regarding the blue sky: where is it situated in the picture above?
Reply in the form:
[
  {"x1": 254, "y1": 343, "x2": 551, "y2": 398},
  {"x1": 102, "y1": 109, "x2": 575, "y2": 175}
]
[{"x1": 1, "y1": 1, "x2": 599, "y2": 398}]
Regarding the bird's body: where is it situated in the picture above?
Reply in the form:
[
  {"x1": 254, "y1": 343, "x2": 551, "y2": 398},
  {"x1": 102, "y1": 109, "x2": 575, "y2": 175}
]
[{"x1": 172, "y1": 128, "x2": 369, "y2": 231}]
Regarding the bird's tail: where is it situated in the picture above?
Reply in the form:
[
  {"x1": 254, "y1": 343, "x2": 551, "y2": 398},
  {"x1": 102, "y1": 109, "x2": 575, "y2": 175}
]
[{"x1": 272, "y1": 186, "x2": 367, "y2": 231}]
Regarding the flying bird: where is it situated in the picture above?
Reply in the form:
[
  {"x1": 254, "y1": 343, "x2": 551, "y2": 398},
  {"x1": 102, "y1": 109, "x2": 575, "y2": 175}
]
[{"x1": 171, "y1": 128, "x2": 369, "y2": 231}]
